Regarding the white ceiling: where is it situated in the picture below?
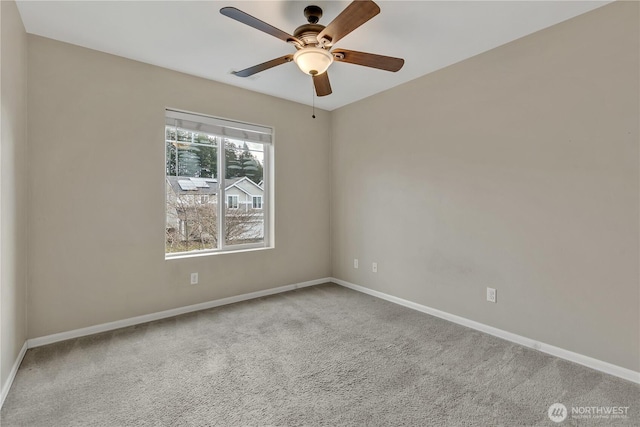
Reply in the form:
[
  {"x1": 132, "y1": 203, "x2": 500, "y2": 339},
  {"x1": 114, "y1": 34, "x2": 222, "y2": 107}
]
[{"x1": 16, "y1": 1, "x2": 610, "y2": 111}]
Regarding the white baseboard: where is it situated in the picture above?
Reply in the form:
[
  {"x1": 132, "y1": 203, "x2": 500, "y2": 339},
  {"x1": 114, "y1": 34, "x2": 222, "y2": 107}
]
[
  {"x1": 1, "y1": 341, "x2": 27, "y2": 408},
  {"x1": 28, "y1": 277, "x2": 330, "y2": 349},
  {"x1": 7, "y1": 275, "x2": 636, "y2": 411},
  {"x1": 332, "y1": 277, "x2": 640, "y2": 385}
]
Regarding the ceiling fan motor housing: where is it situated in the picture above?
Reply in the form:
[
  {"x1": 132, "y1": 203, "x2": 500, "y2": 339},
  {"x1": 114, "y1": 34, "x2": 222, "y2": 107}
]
[{"x1": 293, "y1": 24, "x2": 326, "y2": 47}]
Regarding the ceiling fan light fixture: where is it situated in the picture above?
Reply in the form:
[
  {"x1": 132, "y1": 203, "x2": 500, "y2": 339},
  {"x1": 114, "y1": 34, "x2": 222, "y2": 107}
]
[{"x1": 293, "y1": 47, "x2": 333, "y2": 76}]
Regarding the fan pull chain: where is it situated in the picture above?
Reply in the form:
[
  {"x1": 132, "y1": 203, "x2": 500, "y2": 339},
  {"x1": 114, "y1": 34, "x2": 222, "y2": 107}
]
[{"x1": 311, "y1": 79, "x2": 316, "y2": 119}]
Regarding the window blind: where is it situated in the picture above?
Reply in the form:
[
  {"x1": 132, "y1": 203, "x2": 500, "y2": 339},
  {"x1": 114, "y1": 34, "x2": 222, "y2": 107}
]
[{"x1": 166, "y1": 109, "x2": 272, "y2": 144}]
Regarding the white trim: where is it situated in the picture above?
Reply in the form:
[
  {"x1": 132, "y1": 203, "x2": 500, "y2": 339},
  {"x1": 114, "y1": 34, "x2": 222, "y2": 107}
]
[
  {"x1": 12, "y1": 276, "x2": 637, "y2": 411},
  {"x1": 1, "y1": 341, "x2": 27, "y2": 409},
  {"x1": 165, "y1": 244, "x2": 273, "y2": 260},
  {"x1": 28, "y1": 278, "x2": 331, "y2": 349},
  {"x1": 331, "y1": 278, "x2": 640, "y2": 385},
  {"x1": 226, "y1": 176, "x2": 263, "y2": 195}
]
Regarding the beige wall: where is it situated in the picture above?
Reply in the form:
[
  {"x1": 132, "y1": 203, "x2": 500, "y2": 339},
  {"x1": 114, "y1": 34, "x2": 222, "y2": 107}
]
[
  {"x1": 1, "y1": 0, "x2": 28, "y2": 391},
  {"x1": 331, "y1": 1, "x2": 639, "y2": 371},
  {"x1": 27, "y1": 36, "x2": 331, "y2": 338}
]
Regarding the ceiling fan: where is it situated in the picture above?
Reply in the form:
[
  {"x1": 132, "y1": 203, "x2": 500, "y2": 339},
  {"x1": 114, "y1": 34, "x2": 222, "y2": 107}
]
[{"x1": 220, "y1": 0, "x2": 404, "y2": 97}]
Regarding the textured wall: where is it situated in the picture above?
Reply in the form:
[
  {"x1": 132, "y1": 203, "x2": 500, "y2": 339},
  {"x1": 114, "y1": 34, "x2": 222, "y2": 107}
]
[
  {"x1": 1, "y1": 0, "x2": 28, "y2": 392},
  {"x1": 331, "y1": 1, "x2": 639, "y2": 371},
  {"x1": 27, "y1": 36, "x2": 331, "y2": 337}
]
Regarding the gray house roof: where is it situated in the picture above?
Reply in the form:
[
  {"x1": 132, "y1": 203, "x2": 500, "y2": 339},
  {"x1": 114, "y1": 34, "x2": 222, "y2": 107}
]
[
  {"x1": 226, "y1": 176, "x2": 264, "y2": 196},
  {"x1": 166, "y1": 176, "x2": 221, "y2": 196},
  {"x1": 166, "y1": 176, "x2": 261, "y2": 196}
]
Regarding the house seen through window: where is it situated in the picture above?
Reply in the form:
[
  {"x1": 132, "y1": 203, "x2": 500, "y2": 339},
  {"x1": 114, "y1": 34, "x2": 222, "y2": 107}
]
[{"x1": 165, "y1": 109, "x2": 272, "y2": 256}]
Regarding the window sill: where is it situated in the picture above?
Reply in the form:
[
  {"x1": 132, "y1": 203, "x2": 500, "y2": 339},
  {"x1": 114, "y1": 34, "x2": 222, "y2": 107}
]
[{"x1": 165, "y1": 244, "x2": 274, "y2": 261}]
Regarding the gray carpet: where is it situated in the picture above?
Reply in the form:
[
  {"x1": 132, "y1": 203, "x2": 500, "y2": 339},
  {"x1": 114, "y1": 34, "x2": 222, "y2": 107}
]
[{"x1": 1, "y1": 283, "x2": 638, "y2": 426}]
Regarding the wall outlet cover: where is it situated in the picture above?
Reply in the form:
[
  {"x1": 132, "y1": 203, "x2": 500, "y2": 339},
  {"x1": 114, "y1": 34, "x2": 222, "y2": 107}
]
[{"x1": 487, "y1": 287, "x2": 497, "y2": 303}]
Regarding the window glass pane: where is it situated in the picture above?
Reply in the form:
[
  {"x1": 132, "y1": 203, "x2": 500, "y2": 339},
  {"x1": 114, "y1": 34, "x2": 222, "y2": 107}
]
[
  {"x1": 224, "y1": 139, "x2": 265, "y2": 246},
  {"x1": 166, "y1": 127, "x2": 219, "y2": 254},
  {"x1": 227, "y1": 195, "x2": 238, "y2": 209},
  {"x1": 252, "y1": 196, "x2": 262, "y2": 209}
]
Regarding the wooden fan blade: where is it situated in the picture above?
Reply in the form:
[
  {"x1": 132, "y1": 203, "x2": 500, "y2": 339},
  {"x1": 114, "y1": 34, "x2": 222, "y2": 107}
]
[
  {"x1": 332, "y1": 49, "x2": 404, "y2": 72},
  {"x1": 317, "y1": 0, "x2": 380, "y2": 47},
  {"x1": 313, "y1": 72, "x2": 332, "y2": 97},
  {"x1": 220, "y1": 7, "x2": 302, "y2": 46},
  {"x1": 232, "y1": 55, "x2": 294, "y2": 77}
]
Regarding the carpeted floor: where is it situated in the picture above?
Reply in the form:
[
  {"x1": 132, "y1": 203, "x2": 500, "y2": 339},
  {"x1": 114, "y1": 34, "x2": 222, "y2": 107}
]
[{"x1": 1, "y1": 283, "x2": 638, "y2": 426}]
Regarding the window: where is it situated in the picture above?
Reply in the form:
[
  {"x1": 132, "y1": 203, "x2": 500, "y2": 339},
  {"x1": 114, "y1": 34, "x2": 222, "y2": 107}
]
[
  {"x1": 165, "y1": 109, "x2": 272, "y2": 257},
  {"x1": 227, "y1": 195, "x2": 239, "y2": 209},
  {"x1": 252, "y1": 196, "x2": 263, "y2": 209}
]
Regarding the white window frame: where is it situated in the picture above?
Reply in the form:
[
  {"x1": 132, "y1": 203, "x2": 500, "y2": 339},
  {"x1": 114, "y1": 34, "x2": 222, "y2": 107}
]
[{"x1": 165, "y1": 109, "x2": 274, "y2": 259}]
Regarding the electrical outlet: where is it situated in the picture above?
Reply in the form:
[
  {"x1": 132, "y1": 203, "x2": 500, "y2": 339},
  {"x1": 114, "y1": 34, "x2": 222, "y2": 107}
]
[
  {"x1": 487, "y1": 287, "x2": 497, "y2": 303},
  {"x1": 354, "y1": 258, "x2": 359, "y2": 269},
  {"x1": 372, "y1": 262, "x2": 378, "y2": 273},
  {"x1": 190, "y1": 273, "x2": 199, "y2": 285}
]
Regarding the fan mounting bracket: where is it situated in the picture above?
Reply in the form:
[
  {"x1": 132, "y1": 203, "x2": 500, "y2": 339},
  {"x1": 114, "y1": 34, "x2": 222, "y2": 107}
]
[{"x1": 304, "y1": 5, "x2": 323, "y2": 24}]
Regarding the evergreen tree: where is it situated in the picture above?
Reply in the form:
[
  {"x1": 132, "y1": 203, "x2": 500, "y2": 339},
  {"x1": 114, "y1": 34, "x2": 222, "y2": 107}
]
[
  {"x1": 194, "y1": 134, "x2": 217, "y2": 178},
  {"x1": 239, "y1": 142, "x2": 260, "y2": 182},
  {"x1": 225, "y1": 141, "x2": 242, "y2": 178},
  {"x1": 166, "y1": 142, "x2": 177, "y2": 176},
  {"x1": 177, "y1": 147, "x2": 201, "y2": 177},
  {"x1": 166, "y1": 128, "x2": 178, "y2": 176}
]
